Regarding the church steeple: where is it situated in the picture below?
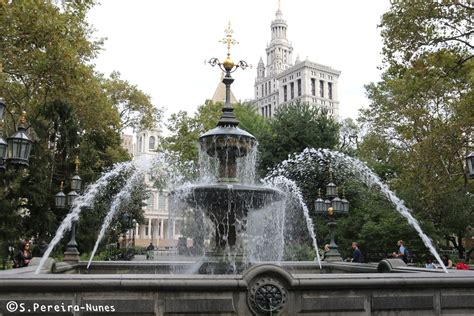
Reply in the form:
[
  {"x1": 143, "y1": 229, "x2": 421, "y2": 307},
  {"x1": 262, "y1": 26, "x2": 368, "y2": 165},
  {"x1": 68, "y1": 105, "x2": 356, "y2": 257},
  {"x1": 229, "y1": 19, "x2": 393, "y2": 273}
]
[{"x1": 266, "y1": 0, "x2": 293, "y2": 76}]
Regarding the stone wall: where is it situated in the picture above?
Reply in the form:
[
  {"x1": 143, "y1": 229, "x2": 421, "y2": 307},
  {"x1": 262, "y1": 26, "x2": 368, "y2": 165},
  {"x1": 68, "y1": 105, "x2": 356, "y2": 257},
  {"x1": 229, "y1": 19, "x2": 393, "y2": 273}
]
[{"x1": 0, "y1": 263, "x2": 473, "y2": 315}]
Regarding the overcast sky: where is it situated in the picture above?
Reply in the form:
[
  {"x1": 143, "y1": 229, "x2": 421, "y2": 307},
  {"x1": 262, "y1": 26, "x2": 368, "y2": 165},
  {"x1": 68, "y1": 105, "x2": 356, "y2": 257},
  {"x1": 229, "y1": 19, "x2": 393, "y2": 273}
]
[{"x1": 87, "y1": 0, "x2": 391, "y2": 125}]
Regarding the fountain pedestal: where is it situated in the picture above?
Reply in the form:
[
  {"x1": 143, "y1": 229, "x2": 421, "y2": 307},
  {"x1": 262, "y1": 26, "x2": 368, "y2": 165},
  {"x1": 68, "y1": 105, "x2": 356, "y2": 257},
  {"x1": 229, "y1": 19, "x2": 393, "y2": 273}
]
[{"x1": 324, "y1": 220, "x2": 343, "y2": 262}]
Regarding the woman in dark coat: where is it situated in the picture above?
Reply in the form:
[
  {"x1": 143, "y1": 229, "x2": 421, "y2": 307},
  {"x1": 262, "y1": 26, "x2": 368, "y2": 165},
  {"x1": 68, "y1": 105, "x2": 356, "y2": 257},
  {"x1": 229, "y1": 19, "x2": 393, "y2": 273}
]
[{"x1": 13, "y1": 241, "x2": 32, "y2": 268}]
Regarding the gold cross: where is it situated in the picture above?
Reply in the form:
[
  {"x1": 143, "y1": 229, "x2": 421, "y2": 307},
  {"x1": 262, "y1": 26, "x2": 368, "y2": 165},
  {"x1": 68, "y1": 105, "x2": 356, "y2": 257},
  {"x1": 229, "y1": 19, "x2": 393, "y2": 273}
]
[{"x1": 219, "y1": 21, "x2": 239, "y2": 57}]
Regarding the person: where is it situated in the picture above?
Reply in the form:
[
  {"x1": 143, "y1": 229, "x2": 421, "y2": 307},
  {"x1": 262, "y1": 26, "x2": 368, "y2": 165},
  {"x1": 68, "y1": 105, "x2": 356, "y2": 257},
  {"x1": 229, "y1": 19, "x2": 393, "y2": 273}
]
[
  {"x1": 322, "y1": 244, "x2": 330, "y2": 260},
  {"x1": 13, "y1": 241, "x2": 32, "y2": 268},
  {"x1": 392, "y1": 240, "x2": 409, "y2": 263},
  {"x1": 456, "y1": 260, "x2": 470, "y2": 270},
  {"x1": 442, "y1": 255, "x2": 453, "y2": 269},
  {"x1": 351, "y1": 242, "x2": 363, "y2": 263},
  {"x1": 146, "y1": 242, "x2": 154, "y2": 260},
  {"x1": 425, "y1": 258, "x2": 434, "y2": 269}
]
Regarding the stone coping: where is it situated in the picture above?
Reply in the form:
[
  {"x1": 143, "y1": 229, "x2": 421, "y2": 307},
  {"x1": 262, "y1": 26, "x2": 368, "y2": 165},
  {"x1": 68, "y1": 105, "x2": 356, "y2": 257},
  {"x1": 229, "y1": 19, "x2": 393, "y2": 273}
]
[{"x1": 1, "y1": 264, "x2": 473, "y2": 293}]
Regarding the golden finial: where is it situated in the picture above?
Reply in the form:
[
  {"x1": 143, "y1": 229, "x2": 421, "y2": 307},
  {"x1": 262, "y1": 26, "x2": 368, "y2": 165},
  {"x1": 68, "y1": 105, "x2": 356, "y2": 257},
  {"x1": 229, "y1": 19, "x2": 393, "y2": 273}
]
[
  {"x1": 74, "y1": 156, "x2": 80, "y2": 173},
  {"x1": 60, "y1": 181, "x2": 64, "y2": 191},
  {"x1": 220, "y1": 21, "x2": 239, "y2": 57},
  {"x1": 328, "y1": 207, "x2": 334, "y2": 216},
  {"x1": 19, "y1": 111, "x2": 27, "y2": 125}
]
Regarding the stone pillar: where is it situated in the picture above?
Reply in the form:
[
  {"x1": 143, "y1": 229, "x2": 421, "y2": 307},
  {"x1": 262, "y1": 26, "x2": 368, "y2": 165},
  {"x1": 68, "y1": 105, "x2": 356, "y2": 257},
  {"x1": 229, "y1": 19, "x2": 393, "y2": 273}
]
[
  {"x1": 135, "y1": 223, "x2": 139, "y2": 237},
  {"x1": 148, "y1": 218, "x2": 151, "y2": 238},
  {"x1": 160, "y1": 220, "x2": 164, "y2": 239}
]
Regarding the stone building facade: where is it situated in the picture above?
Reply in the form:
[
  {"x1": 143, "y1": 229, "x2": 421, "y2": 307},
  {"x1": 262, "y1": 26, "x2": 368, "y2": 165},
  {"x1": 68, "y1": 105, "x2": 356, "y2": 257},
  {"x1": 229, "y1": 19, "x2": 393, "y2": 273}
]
[
  {"x1": 122, "y1": 129, "x2": 182, "y2": 248},
  {"x1": 254, "y1": 6, "x2": 341, "y2": 119}
]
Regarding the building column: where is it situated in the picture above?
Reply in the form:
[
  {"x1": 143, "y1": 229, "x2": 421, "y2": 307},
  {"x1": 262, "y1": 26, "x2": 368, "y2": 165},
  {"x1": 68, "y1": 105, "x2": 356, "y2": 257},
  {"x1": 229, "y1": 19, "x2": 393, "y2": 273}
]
[
  {"x1": 148, "y1": 218, "x2": 151, "y2": 238},
  {"x1": 160, "y1": 220, "x2": 164, "y2": 239},
  {"x1": 135, "y1": 223, "x2": 139, "y2": 238}
]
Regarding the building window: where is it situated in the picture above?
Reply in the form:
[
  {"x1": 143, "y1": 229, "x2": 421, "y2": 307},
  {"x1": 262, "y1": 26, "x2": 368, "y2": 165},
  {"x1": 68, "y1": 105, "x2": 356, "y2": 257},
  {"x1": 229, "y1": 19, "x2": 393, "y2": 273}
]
[
  {"x1": 261, "y1": 107, "x2": 265, "y2": 116},
  {"x1": 290, "y1": 82, "x2": 294, "y2": 99},
  {"x1": 283, "y1": 85, "x2": 287, "y2": 102},
  {"x1": 319, "y1": 80, "x2": 324, "y2": 98},
  {"x1": 311, "y1": 78, "x2": 316, "y2": 96},
  {"x1": 297, "y1": 79, "x2": 302, "y2": 96},
  {"x1": 149, "y1": 136, "x2": 156, "y2": 150},
  {"x1": 146, "y1": 193, "x2": 155, "y2": 210},
  {"x1": 138, "y1": 136, "x2": 142, "y2": 153},
  {"x1": 158, "y1": 194, "x2": 166, "y2": 210},
  {"x1": 328, "y1": 82, "x2": 333, "y2": 100},
  {"x1": 268, "y1": 105, "x2": 272, "y2": 118}
]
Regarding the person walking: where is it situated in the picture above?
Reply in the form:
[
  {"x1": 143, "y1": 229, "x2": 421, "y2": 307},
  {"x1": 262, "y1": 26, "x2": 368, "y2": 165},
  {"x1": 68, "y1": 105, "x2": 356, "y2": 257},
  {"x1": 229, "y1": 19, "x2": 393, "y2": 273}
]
[{"x1": 351, "y1": 242, "x2": 363, "y2": 263}]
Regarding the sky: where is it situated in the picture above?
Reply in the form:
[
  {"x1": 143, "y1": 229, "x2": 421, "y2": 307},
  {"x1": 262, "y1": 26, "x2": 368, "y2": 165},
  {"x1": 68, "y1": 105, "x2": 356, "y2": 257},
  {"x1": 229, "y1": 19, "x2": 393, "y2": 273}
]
[{"x1": 87, "y1": 0, "x2": 391, "y2": 125}]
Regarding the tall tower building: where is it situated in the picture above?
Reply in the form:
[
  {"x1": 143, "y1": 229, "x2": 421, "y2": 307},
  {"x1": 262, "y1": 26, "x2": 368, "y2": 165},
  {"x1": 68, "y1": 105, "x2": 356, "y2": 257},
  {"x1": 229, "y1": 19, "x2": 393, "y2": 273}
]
[{"x1": 254, "y1": 4, "x2": 341, "y2": 119}]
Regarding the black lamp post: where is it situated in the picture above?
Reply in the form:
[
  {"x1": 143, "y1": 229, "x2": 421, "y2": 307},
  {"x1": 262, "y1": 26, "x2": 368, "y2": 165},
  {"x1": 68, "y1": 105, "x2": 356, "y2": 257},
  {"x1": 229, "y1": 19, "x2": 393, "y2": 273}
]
[
  {"x1": 314, "y1": 167, "x2": 350, "y2": 262},
  {"x1": 132, "y1": 219, "x2": 137, "y2": 247},
  {"x1": 54, "y1": 157, "x2": 82, "y2": 263},
  {"x1": 0, "y1": 99, "x2": 33, "y2": 170}
]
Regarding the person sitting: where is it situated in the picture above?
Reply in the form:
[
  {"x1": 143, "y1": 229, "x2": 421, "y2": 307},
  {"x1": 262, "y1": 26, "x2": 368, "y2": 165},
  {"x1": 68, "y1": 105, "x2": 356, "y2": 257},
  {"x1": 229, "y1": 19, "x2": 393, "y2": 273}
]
[
  {"x1": 351, "y1": 242, "x2": 363, "y2": 263},
  {"x1": 425, "y1": 258, "x2": 434, "y2": 269},
  {"x1": 392, "y1": 240, "x2": 410, "y2": 263},
  {"x1": 13, "y1": 241, "x2": 32, "y2": 268},
  {"x1": 442, "y1": 255, "x2": 453, "y2": 269},
  {"x1": 456, "y1": 260, "x2": 470, "y2": 270}
]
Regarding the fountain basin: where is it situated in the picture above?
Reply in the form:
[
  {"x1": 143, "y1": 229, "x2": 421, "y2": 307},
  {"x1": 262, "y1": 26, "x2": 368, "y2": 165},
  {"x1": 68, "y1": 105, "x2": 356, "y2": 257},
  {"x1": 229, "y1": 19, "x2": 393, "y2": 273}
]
[{"x1": 1, "y1": 262, "x2": 474, "y2": 315}]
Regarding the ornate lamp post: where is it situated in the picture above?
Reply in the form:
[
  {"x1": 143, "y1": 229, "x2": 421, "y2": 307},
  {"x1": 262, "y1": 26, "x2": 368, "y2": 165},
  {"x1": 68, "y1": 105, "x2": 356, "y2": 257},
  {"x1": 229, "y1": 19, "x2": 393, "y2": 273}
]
[
  {"x1": 0, "y1": 98, "x2": 33, "y2": 170},
  {"x1": 54, "y1": 156, "x2": 82, "y2": 263},
  {"x1": 314, "y1": 167, "x2": 349, "y2": 262}
]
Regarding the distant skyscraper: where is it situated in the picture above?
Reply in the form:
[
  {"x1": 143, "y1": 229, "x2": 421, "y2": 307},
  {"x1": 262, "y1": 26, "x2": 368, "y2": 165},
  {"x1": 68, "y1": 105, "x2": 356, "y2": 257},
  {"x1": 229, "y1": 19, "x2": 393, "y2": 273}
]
[{"x1": 254, "y1": 4, "x2": 341, "y2": 119}]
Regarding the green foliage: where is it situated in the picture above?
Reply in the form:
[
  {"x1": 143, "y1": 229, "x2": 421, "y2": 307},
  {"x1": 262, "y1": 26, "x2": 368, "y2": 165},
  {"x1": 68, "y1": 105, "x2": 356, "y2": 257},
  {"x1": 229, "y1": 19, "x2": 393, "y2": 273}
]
[
  {"x1": 0, "y1": 1, "x2": 155, "y2": 265},
  {"x1": 102, "y1": 71, "x2": 162, "y2": 131},
  {"x1": 284, "y1": 243, "x2": 316, "y2": 261},
  {"x1": 358, "y1": 0, "x2": 474, "y2": 258},
  {"x1": 258, "y1": 102, "x2": 339, "y2": 176}
]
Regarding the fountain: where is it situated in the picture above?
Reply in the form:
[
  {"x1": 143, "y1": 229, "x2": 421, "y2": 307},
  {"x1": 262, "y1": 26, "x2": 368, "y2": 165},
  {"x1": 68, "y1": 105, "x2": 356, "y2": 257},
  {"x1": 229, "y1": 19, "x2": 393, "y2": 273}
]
[{"x1": 1, "y1": 25, "x2": 474, "y2": 316}]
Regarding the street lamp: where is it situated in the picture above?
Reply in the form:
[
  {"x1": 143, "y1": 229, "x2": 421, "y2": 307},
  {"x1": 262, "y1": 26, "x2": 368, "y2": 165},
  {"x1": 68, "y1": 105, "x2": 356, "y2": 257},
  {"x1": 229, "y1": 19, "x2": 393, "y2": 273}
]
[
  {"x1": 314, "y1": 167, "x2": 350, "y2": 262},
  {"x1": 466, "y1": 151, "x2": 474, "y2": 179},
  {"x1": 132, "y1": 219, "x2": 137, "y2": 247},
  {"x1": 54, "y1": 157, "x2": 82, "y2": 263},
  {"x1": 0, "y1": 99, "x2": 33, "y2": 169}
]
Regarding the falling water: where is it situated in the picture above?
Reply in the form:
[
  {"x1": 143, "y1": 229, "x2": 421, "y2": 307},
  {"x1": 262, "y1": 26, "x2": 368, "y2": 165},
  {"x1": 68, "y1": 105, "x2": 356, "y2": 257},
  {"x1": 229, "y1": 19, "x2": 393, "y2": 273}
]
[
  {"x1": 35, "y1": 161, "x2": 134, "y2": 274},
  {"x1": 269, "y1": 148, "x2": 448, "y2": 273},
  {"x1": 87, "y1": 156, "x2": 152, "y2": 269},
  {"x1": 266, "y1": 176, "x2": 322, "y2": 269}
]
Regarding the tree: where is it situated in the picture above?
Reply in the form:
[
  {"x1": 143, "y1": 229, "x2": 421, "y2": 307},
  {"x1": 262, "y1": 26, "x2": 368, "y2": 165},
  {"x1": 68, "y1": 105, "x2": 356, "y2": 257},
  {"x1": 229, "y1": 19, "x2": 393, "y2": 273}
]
[
  {"x1": 0, "y1": 1, "x2": 153, "y2": 265},
  {"x1": 102, "y1": 71, "x2": 162, "y2": 132},
  {"x1": 258, "y1": 102, "x2": 339, "y2": 175},
  {"x1": 359, "y1": 1, "x2": 474, "y2": 259},
  {"x1": 380, "y1": 1, "x2": 473, "y2": 67}
]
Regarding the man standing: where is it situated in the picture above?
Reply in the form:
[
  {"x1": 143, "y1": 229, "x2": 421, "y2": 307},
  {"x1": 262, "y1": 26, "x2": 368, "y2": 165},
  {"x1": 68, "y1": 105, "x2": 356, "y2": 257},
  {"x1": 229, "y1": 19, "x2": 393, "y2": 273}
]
[{"x1": 351, "y1": 242, "x2": 363, "y2": 263}]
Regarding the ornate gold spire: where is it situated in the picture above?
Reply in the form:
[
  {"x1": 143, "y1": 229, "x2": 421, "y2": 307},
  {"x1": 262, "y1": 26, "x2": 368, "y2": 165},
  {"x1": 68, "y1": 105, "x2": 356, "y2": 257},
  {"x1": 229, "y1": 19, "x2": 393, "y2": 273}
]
[{"x1": 219, "y1": 21, "x2": 239, "y2": 58}]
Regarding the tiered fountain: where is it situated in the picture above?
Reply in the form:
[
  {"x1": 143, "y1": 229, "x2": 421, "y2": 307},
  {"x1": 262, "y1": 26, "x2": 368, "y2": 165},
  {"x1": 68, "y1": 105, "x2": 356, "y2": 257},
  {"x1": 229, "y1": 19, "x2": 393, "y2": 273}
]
[
  {"x1": 179, "y1": 24, "x2": 284, "y2": 272},
  {"x1": 1, "y1": 24, "x2": 473, "y2": 316}
]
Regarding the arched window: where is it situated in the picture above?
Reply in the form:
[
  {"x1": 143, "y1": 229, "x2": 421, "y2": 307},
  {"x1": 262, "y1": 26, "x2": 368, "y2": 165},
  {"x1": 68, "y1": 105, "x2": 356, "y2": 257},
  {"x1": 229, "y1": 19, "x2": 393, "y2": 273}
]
[{"x1": 149, "y1": 136, "x2": 156, "y2": 150}]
